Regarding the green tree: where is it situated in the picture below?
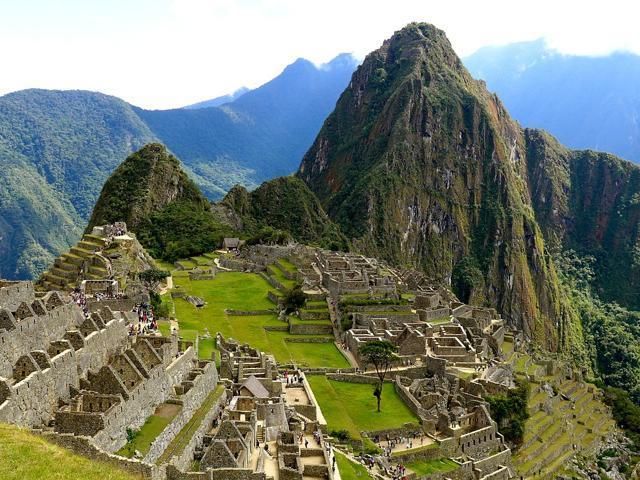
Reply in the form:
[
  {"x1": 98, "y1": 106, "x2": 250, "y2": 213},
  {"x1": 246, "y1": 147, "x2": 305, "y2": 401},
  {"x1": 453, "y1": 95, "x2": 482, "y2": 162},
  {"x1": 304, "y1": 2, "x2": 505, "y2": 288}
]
[
  {"x1": 486, "y1": 378, "x2": 530, "y2": 446},
  {"x1": 359, "y1": 340, "x2": 398, "y2": 412},
  {"x1": 282, "y1": 284, "x2": 306, "y2": 314},
  {"x1": 139, "y1": 268, "x2": 170, "y2": 292}
]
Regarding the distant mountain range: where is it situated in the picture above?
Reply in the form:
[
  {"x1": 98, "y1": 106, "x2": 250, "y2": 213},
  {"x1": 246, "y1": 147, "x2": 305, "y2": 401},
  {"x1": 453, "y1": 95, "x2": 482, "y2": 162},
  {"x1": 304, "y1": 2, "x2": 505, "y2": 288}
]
[
  {"x1": 0, "y1": 53, "x2": 358, "y2": 280},
  {"x1": 184, "y1": 87, "x2": 250, "y2": 110},
  {"x1": 464, "y1": 39, "x2": 640, "y2": 163}
]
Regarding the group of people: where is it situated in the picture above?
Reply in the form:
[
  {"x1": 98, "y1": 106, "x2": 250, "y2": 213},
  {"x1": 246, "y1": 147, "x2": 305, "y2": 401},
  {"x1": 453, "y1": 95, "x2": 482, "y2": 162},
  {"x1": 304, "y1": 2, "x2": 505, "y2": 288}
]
[
  {"x1": 281, "y1": 369, "x2": 304, "y2": 385},
  {"x1": 128, "y1": 303, "x2": 158, "y2": 336},
  {"x1": 387, "y1": 463, "x2": 408, "y2": 480},
  {"x1": 70, "y1": 288, "x2": 90, "y2": 319}
]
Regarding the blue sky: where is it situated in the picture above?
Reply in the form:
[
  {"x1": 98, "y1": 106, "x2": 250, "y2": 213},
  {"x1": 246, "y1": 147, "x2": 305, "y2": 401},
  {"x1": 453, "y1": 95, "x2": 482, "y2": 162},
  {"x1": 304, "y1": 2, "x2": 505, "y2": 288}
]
[{"x1": 1, "y1": 0, "x2": 638, "y2": 109}]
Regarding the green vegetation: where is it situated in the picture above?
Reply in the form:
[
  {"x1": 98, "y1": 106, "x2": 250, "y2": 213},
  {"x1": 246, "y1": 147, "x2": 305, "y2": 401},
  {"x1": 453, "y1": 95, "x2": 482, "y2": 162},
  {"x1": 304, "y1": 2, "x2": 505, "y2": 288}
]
[
  {"x1": 139, "y1": 200, "x2": 234, "y2": 262},
  {"x1": 0, "y1": 423, "x2": 138, "y2": 480},
  {"x1": 0, "y1": 90, "x2": 155, "y2": 281},
  {"x1": 335, "y1": 452, "x2": 372, "y2": 480},
  {"x1": 157, "y1": 385, "x2": 224, "y2": 464},
  {"x1": 282, "y1": 285, "x2": 306, "y2": 313},
  {"x1": 117, "y1": 404, "x2": 181, "y2": 458},
  {"x1": 358, "y1": 340, "x2": 398, "y2": 412},
  {"x1": 486, "y1": 378, "x2": 530, "y2": 446},
  {"x1": 307, "y1": 376, "x2": 418, "y2": 440},
  {"x1": 556, "y1": 250, "x2": 640, "y2": 403},
  {"x1": 168, "y1": 271, "x2": 348, "y2": 368},
  {"x1": 222, "y1": 177, "x2": 348, "y2": 251},
  {"x1": 406, "y1": 458, "x2": 458, "y2": 475},
  {"x1": 87, "y1": 144, "x2": 237, "y2": 263},
  {"x1": 603, "y1": 387, "x2": 640, "y2": 449}
]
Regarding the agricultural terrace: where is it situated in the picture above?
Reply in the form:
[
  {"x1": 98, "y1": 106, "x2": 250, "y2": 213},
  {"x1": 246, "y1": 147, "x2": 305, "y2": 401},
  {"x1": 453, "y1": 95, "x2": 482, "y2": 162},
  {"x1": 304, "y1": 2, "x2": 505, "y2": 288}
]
[{"x1": 163, "y1": 260, "x2": 349, "y2": 368}]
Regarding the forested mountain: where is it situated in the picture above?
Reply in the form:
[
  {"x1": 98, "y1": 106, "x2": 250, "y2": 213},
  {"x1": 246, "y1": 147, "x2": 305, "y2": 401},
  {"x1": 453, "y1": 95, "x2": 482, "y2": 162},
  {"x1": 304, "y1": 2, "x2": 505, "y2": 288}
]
[
  {"x1": 137, "y1": 53, "x2": 358, "y2": 197},
  {"x1": 292, "y1": 22, "x2": 640, "y2": 403},
  {"x1": 0, "y1": 90, "x2": 155, "y2": 280},
  {"x1": 0, "y1": 54, "x2": 358, "y2": 281},
  {"x1": 464, "y1": 40, "x2": 640, "y2": 163}
]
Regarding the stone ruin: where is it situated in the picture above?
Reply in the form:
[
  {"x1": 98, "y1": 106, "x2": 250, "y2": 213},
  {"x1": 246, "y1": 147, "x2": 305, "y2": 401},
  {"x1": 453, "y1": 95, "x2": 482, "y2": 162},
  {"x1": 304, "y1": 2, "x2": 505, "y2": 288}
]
[
  {"x1": 0, "y1": 280, "x2": 227, "y2": 480},
  {"x1": 202, "y1": 335, "x2": 333, "y2": 480}
]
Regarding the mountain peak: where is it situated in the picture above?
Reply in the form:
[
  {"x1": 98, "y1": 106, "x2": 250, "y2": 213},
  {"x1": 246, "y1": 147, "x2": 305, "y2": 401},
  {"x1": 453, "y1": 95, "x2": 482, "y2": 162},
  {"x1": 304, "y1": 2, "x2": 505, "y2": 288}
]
[
  {"x1": 87, "y1": 143, "x2": 207, "y2": 232},
  {"x1": 298, "y1": 22, "x2": 563, "y2": 349}
]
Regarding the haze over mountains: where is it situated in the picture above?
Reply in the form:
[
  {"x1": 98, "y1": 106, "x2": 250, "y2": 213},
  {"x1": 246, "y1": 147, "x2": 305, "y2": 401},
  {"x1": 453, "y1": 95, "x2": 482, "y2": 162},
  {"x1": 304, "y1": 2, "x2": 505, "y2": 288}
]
[
  {"x1": 465, "y1": 39, "x2": 640, "y2": 163},
  {"x1": 0, "y1": 53, "x2": 358, "y2": 280}
]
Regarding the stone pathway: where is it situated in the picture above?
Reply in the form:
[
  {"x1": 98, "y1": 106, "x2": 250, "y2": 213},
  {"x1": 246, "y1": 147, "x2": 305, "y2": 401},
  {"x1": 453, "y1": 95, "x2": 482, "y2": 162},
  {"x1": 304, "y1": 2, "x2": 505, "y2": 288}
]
[{"x1": 214, "y1": 258, "x2": 231, "y2": 271}]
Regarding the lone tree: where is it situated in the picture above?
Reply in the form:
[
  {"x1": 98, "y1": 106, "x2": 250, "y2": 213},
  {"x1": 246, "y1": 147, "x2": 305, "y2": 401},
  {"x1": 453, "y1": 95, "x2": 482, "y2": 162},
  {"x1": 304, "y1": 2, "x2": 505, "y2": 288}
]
[
  {"x1": 359, "y1": 340, "x2": 398, "y2": 412},
  {"x1": 282, "y1": 284, "x2": 306, "y2": 314},
  {"x1": 139, "y1": 268, "x2": 170, "y2": 292}
]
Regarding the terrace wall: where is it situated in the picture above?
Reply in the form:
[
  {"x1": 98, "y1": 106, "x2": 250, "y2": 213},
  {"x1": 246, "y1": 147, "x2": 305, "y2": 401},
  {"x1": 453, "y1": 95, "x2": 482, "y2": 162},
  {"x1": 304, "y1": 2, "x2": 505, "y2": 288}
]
[
  {"x1": 92, "y1": 348, "x2": 197, "y2": 452},
  {"x1": 144, "y1": 361, "x2": 219, "y2": 463}
]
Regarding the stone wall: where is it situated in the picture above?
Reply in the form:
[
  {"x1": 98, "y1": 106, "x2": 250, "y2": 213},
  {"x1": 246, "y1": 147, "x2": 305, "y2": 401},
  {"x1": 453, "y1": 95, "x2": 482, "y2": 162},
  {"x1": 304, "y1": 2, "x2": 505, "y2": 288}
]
[
  {"x1": 0, "y1": 302, "x2": 84, "y2": 378},
  {"x1": 472, "y1": 448, "x2": 512, "y2": 477},
  {"x1": 458, "y1": 425, "x2": 500, "y2": 457},
  {"x1": 299, "y1": 310, "x2": 330, "y2": 321},
  {"x1": 289, "y1": 323, "x2": 332, "y2": 335},
  {"x1": 394, "y1": 377, "x2": 427, "y2": 420},
  {"x1": 417, "y1": 308, "x2": 451, "y2": 322},
  {"x1": 92, "y1": 347, "x2": 197, "y2": 452},
  {"x1": 87, "y1": 298, "x2": 136, "y2": 313},
  {"x1": 144, "y1": 361, "x2": 219, "y2": 463},
  {"x1": 169, "y1": 389, "x2": 229, "y2": 471},
  {"x1": 0, "y1": 316, "x2": 128, "y2": 427},
  {"x1": 0, "y1": 281, "x2": 35, "y2": 311}
]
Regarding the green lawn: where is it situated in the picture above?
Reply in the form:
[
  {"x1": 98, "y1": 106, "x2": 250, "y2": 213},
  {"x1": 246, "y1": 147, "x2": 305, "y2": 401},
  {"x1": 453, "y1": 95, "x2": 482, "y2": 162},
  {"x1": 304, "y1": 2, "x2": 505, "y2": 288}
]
[
  {"x1": 117, "y1": 404, "x2": 181, "y2": 458},
  {"x1": 406, "y1": 458, "x2": 458, "y2": 475},
  {"x1": 307, "y1": 376, "x2": 419, "y2": 440},
  {"x1": 336, "y1": 452, "x2": 372, "y2": 480},
  {"x1": 176, "y1": 260, "x2": 197, "y2": 270},
  {"x1": 277, "y1": 258, "x2": 297, "y2": 273},
  {"x1": 169, "y1": 271, "x2": 348, "y2": 368},
  {"x1": 0, "y1": 424, "x2": 138, "y2": 480},
  {"x1": 268, "y1": 265, "x2": 297, "y2": 289},
  {"x1": 198, "y1": 337, "x2": 216, "y2": 360}
]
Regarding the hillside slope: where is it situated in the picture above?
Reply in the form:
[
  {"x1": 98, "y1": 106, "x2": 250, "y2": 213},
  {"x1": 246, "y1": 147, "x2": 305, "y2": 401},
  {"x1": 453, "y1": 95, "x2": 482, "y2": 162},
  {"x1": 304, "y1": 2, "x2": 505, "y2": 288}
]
[
  {"x1": 0, "y1": 89, "x2": 156, "y2": 279},
  {"x1": 221, "y1": 176, "x2": 347, "y2": 250},
  {"x1": 87, "y1": 143, "x2": 233, "y2": 262},
  {"x1": 299, "y1": 23, "x2": 565, "y2": 349},
  {"x1": 525, "y1": 129, "x2": 640, "y2": 310},
  {"x1": 0, "y1": 424, "x2": 137, "y2": 480}
]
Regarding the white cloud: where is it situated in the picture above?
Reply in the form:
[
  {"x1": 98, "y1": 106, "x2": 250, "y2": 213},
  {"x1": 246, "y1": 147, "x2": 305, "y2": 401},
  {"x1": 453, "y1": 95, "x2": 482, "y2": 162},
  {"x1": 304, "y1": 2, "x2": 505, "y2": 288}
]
[{"x1": 0, "y1": 0, "x2": 638, "y2": 109}]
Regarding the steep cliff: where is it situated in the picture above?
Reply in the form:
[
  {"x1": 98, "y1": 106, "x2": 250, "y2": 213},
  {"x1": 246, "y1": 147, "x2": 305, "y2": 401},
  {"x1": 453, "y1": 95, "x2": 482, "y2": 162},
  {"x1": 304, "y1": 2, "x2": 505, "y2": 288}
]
[
  {"x1": 299, "y1": 23, "x2": 565, "y2": 349},
  {"x1": 526, "y1": 129, "x2": 640, "y2": 309}
]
